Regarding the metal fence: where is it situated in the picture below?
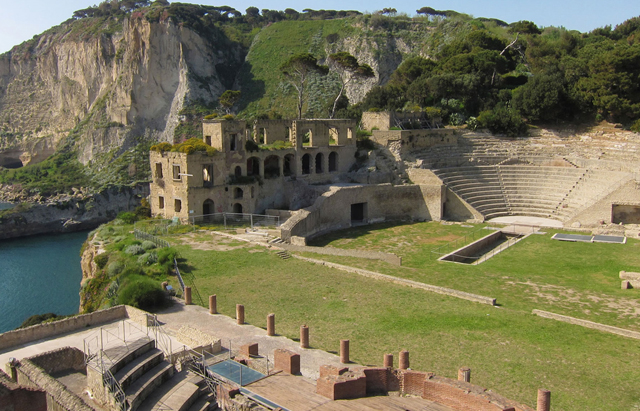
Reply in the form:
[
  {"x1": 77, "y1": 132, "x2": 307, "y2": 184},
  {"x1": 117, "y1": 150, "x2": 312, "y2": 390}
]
[
  {"x1": 134, "y1": 229, "x2": 170, "y2": 248},
  {"x1": 190, "y1": 213, "x2": 280, "y2": 230}
]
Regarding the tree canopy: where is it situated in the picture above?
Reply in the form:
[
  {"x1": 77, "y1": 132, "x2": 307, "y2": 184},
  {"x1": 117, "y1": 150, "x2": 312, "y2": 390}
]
[{"x1": 280, "y1": 53, "x2": 329, "y2": 119}]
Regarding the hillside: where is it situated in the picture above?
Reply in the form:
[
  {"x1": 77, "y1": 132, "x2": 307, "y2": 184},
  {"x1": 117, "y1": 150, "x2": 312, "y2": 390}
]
[{"x1": 0, "y1": 2, "x2": 638, "y2": 199}]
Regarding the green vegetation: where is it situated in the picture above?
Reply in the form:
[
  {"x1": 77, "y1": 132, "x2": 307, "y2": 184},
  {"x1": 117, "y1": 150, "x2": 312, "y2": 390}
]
[
  {"x1": 19, "y1": 313, "x2": 65, "y2": 328},
  {"x1": 167, "y1": 222, "x2": 640, "y2": 410},
  {"x1": 151, "y1": 138, "x2": 217, "y2": 156},
  {"x1": 80, "y1": 221, "x2": 179, "y2": 312}
]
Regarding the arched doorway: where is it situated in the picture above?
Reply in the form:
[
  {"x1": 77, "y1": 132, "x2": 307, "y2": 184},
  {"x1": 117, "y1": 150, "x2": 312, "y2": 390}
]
[
  {"x1": 203, "y1": 199, "x2": 214, "y2": 223},
  {"x1": 284, "y1": 154, "x2": 295, "y2": 176},
  {"x1": 302, "y1": 154, "x2": 311, "y2": 175},
  {"x1": 264, "y1": 155, "x2": 280, "y2": 179},
  {"x1": 247, "y1": 157, "x2": 260, "y2": 176},
  {"x1": 233, "y1": 203, "x2": 243, "y2": 213},
  {"x1": 234, "y1": 166, "x2": 242, "y2": 177},
  {"x1": 315, "y1": 153, "x2": 324, "y2": 173},
  {"x1": 329, "y1": 151, "x2": 338, "y2": 172}
]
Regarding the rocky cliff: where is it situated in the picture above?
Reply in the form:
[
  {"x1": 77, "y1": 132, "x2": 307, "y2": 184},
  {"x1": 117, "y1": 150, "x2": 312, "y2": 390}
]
[
  {"x1": 0, "y1": 15, "x2": 244, "y2": 167},
  {"x1": 0, "y1": 184, "x2": 148, "y2": 240}
]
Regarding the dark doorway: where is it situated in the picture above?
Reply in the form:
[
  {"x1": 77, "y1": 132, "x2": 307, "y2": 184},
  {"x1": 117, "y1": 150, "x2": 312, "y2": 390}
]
[
  {"x1": 351, "y1": 203, "x2": 366, "y2": 223},
  {"x1": 302, "y1": 154, "x2": 311, "y2": 175},
  {"x1": 233, "y1": 203, "x2": 243, "y2": 213}
]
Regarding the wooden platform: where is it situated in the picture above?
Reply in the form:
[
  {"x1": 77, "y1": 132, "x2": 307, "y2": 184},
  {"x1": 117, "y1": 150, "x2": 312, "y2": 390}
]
[{"x1": 244, "y1": 373, "x2": 454, "y2": 411}]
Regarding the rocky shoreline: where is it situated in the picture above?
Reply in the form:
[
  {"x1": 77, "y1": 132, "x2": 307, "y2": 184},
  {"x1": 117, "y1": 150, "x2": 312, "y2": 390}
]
[{"x1": 0, "y1": 183, "x2": 149, "y2": 240}]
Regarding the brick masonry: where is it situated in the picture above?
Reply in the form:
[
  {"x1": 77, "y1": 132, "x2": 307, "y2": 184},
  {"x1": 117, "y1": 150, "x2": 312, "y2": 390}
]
[{"x1": 273, "y1": 349, "x2": 300, "y2": 375}]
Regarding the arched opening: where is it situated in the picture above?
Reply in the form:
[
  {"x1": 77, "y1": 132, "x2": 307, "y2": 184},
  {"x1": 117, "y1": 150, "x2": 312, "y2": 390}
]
[
  {"x1": 229, "y1": 133, "x2": 238, "y2": 151},
  {"x1": 247, "y1": 157, "x2": 260, "y2": 176},
  {"x1": 264, "y1": 155, "x2": 280, "y2": 179},
  {"x1": 234, "y1": 166, "x2": 242, "y2": 177},
  {"x1": 329, "y1": 151, "x2": 338, "y2": 172},
  {"x1": 203, "y1": 164, "x2": 213, "y2": 187},
  {"x1": 233, "y1": 203, "x2": 243, "y2": 213},
  {"x1": 257, "y1": 128, "x2": 266, "y2": 144},
  {"x1": 203, "y1": 199, "x2": 214, "y2": 222},
  {"x1": 283, "y1": 154, "x2": 295, "y2": 176},
  {"x1": 302, "y1": 154, "x2": 311, "y2": 175},
  {"x1": 315, "y1": 153, "x2": 324, "y2": 174},
  {"x1": 234, "y1": 187, "x2": 244, "y2": 199}
]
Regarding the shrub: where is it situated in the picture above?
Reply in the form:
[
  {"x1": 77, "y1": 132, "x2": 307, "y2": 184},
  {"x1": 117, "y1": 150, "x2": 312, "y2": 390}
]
[
  {"x1": 117, "y1": 276, "x2": 166, "y2": 310},
  {"x1": 125, "y1": 245, "x2": 145, "y2": 255},
  {"x1": 19, "y1": 313, "x2": 62, "y2": 329},
  {"x1": 245, "y1": 140, "x2": 260, "y2": 152},
  {"x1": 117, "y1": 212, "x2": 138, "y2": 224},
  {"x1": 477, "y1": 106, "x2": 528, "y2": 137},
  {"x1": 222, "y1": 114, "x2": 235, "y2": 120},
  {"x1": 141, "y1": 241, "x2": 157, "y2": 250},
  {"x1": 107, "y1": 261, "x2": 125, "y2": 277},
  {"x1": 150, "y1": 142, "x2": 172, "y2": 152},
  {"x1": 631, "y1": 119, "x2": 640, "y2": 133},
  {"x1": 157, "y1": 247, "x2": 178, "y2": 265},
  {"x1": 204, "y1": 112, "x2": 219, "y2": 119},
  {"x1": 138, "y1": 252, "x2": 158, "y2": 265},
  {"x1": 94, "y1": 253, "x2": 110, "y2": 269},
  {"x1": 171, "y1": 138, "x2": 217, "y2": 156}
]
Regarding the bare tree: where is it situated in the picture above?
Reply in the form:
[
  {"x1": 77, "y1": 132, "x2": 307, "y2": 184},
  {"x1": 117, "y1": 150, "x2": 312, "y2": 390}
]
[
  {"x1": 327, "y1": 52, "x2": 375, "y2": 118},
  {"x1": 280, "y1": 53, "x2": 328, "y2": 119}
]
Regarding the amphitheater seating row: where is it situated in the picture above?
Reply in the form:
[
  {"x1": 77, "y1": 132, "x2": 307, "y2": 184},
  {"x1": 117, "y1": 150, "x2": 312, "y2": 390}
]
[{"x1": 434, "y1": 165, "x2": 631, "y2": 221}]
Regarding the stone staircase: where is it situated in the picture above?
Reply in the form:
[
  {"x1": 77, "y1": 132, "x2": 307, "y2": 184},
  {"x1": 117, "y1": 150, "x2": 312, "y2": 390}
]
[{"x1": 99, "y1": 339, "x2": 214, "y2": 411}]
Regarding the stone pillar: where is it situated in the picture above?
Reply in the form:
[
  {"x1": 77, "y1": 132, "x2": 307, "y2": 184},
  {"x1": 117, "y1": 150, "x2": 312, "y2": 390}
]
[
  {"x1": 209, "y1": 295, "x2": 217, "y2": 314},
  {"x1": 267, "y1": 313, "x2": 275, "y2": 336},
  {"x1": 458, "y1": 367, "x2": 471, "y2": 383},
  {"x1": 537, "y1": 389, "x2": 551, "y2": 411},
  {"x1": 236, "y1": 304, "x2": 245, "y2": 325},
  {"x1": 300, "y1": 325, "x2": 309, "y2": 348},
  {"x1": 399, "y1": 350, "x2": 409, "y2": 370},
  {"x1": 340, "y1": 339, "x2": 350, "y2": 363},
  {"x1": 184, "y1": 286, "x2": 192, "y2": 305},
  {"x1": 6, "y1": 359, "x2": 17, "y2": 381},
  {"x1": 383, "y1": 354, "x2": 393, "y2": 368}
]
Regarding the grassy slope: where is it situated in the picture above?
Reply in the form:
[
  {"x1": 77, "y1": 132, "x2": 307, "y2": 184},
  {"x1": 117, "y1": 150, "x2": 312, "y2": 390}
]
[
  {"x1": 238, "y1": 19, "x2": 355, "y2": 118},
  {"x1": 172, "y1": 222, "x2": 640, "y2": 411}
]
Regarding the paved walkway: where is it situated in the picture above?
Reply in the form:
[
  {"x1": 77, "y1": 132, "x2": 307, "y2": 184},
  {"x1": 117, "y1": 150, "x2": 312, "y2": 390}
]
[{"x1": 155, "y1": 299, "x2": 344, "y2": 381}]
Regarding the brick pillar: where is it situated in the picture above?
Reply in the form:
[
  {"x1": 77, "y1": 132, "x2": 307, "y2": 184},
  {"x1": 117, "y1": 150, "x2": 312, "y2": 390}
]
[
  {"x1": 236, "y1": 304, "x2": 245, "y2": 325},
  {"x1": 399, "y1": 350, "x2": 409, "y2": 370},
  {"x1": 458, "y1": 367, "x2": 471, "y2": 383},
  {"x1": 383, "y1": 354, "x2": 394, "y2": 368},
  {"x1": 340, "y1": 339, "x2": 350, "y2": 363},
  {"x1": 267, "y1": 313, "x2": 275, "y2": 336},
  {"x1": 184, "y1": 286, "x2": 192, "y2": 305},
  {"x1": 209, "y1": 295, "x2": 217, "y2": 314},
  {"x1": 300, "y1": 325, "x2": 309, "y2": 348},
  {"x1": 537, "y1": 389, "x2": 551, "y2": 411}
]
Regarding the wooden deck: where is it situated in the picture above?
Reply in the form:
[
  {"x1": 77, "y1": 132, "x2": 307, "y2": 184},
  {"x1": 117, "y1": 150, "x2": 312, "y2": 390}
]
[{"x1": 244, "y1": 373, "x2": 454, "y2": 411}]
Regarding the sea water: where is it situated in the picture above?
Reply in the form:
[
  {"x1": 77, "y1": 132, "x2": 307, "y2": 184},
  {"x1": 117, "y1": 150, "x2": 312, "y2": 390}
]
[{"x1": 0, "y1": 230, "x2": 88, "y2": 333}]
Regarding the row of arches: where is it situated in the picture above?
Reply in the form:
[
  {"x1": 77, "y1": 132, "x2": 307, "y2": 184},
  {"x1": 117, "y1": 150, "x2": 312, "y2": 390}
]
[
  {"x1": 203, "y1": 199, "x2": 243, "y2": 215},
  {"x1": 239, "y1": 152, "x2": 339, "y2": 179}
]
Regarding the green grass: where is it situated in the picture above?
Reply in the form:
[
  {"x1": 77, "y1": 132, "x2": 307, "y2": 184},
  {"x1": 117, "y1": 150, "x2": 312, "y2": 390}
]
[{"x1": 173, "y1": 223, "x2": 640, "y2": 411}]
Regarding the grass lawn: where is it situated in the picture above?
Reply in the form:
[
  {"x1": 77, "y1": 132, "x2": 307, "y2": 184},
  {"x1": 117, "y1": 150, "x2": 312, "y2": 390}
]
[{"x1": 172, "y1": 223, "x2": 640, "y2": 411}]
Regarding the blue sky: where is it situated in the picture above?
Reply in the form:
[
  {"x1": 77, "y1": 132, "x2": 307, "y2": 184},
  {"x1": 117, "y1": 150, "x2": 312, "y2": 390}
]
[{"x1": 1, "y1": 0, "x2": 639, "y2": 54}]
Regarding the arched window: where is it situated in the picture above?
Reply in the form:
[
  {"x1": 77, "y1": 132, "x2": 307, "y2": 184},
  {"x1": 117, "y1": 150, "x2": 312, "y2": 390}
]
[
  {"x1": 234, "y1": 187, "x2": 244, "y2": 199},
  {"x1": 284, "y1": 154, "x2": 295, "y2": 176},
  {"x1": 232, "y1": 203, "x2": 243, "y2": 213},
  {"x1": 247, "y1": 157, "x2": 260, "y2": 176}
]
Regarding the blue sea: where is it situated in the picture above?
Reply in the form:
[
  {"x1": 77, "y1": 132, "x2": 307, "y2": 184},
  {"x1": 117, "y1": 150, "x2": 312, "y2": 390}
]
[{"x1": 0, "y1": 227, "x2": 88, "y2": 333}]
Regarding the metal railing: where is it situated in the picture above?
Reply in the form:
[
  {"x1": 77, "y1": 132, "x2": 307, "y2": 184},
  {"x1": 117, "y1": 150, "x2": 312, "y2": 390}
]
[
  {"x1": 134, "y1": 229, "x2": 170, "y2": 248},
  {"x1": 148, "y1": 314, "x2": 173, "y2": 364},
  {"x1": 190, "y1": 213, "x2": 280, "y2": 230},
  {"x1": 174, "y1": 257, "x2": 204, "y2": 307}
]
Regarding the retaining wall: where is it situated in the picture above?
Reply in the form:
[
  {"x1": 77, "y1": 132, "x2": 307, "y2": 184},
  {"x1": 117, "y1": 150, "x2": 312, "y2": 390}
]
[
  {"x1": 278, "y1": 244, "x2": 402, "y2": 265},
  {"x1": 533, "y1": 309, "x2": 640, "y2": 339},
  {"x1": 294, "y1": 255, "x2": 496, "y2": 305},
  {"x1": 0, "y1": 306, "x2": 127, "y2": 352}
]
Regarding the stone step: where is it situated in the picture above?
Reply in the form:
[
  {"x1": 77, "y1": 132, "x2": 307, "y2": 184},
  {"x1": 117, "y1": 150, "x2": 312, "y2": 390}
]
[
  {"x1": 115, "y1": 348, "x2": 164, "y2": 392},
  {"x1": 126, "y1": 361, "x2": 175, "y2": 411},
  {"x1": 137, "y1": 370, "x2": 204, "y2": 411},
  {"x1": 186, "y1": 393, "x2": 215, "y2": 411},
  {"x1": 106, "y1": 338, "x2": 156, "y2": 375}
]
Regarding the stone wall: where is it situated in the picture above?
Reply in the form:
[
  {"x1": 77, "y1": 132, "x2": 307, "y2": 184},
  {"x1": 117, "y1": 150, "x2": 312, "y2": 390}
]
[
  {"x1": 567, "y1": 180, "x2": 640, "y2": 227},
  {"x1": 280, "y1": 183, "x2": 444, "y2": 242},
  {"x1": 278, "y1": 244, "x2": 402, "y2": 265},
  {"x1": 27, "y1": 348, "x2": 85, "y2": 375},
  {"x1": 0, "y1": 306, "x2": 127, "y2": 351},
  {"x1": 371, "y1": 129, "x2": 458, "y2": 153},
  {"x1": 0, "y1": 369, "x2": 47, "y2": 411},
  {"x1": 533, "y1": 309, "x2": 640, "y2": 340},
  {"x1": 440, "y1": 231, "x2": 503, "y2": 263},
  {"x1": 14, "y1": 359, "x2": 94, "y2": 411}
]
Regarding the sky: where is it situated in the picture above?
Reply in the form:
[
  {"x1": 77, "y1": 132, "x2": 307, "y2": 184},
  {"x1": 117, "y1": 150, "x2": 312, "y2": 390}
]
[{"x1": 1, "y1": 0, "x2": 639, "y2": 54}]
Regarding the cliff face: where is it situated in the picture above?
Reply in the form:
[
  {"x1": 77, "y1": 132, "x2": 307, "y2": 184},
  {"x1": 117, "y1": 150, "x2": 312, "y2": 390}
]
[
  {"x1": 0, "y1": 184, "x2": 148, "y2": 240},
  {"x1": 0, "y1": 16, "x2": 244, "y2": 166}
]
